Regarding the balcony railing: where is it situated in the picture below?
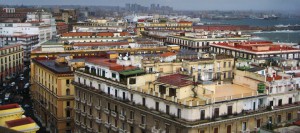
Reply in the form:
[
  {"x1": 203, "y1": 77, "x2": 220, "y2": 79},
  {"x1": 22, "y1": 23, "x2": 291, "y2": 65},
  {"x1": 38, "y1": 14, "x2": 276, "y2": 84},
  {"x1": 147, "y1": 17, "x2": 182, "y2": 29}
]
[
  {"x1": 75, "y1": 120, "x2": 81, "y2": 126},
  {"x1": 81, "y1": 123, "x2": 87, "y2": 129},
  {"x1": 75, "y1": 108, "x2": 81, "y2": 113},
  {"x1": 151, "y1": 127, "x2": 160, "y2": 133},
  {"x1": 87, "y1": 127, "x2": 93, "y2": 132},
  {"x1": 81, "y1": 99, "x2": 86, "y2": 104},
  {"x1": 104, "y1": 122, "x2": 111, "y2": 128},
  {"x1": 81, "y1": 112, "x2": 87, "y2": 116},
  {"x1": 139, "y1": 124, "x2": 146, "y2": 129},
  {"x1": 95, "y1": 105, "x2": 101, "y2": 110},
  {"x1": 111, "y1": 125, "x2": 119, "y2": 132},
  {"x1": 87, "y1": 114, "x2": 93, "y2": 119},
  {"x1": 127, "y1": 119, "x2": 134, "y2": 124},
  {"x1": 87, "y1": 101, "x2": 92, "y2": 106},
  {"x1": 104, "y1": 108, "x2": 110, "y2": 114},
  {"x1": 75, "y1": 97, "x2": 80, "y2": 101},
  {"x1": 111, "y1": 111, "x2": 117, "y2": 117},
  {"x1": 119, "y1": 115, "x2": 125, "y2": 121},
  {"x1": 95, "y1": 117, "x2": 102, "y2": 124},
  {"x1": 119, "y1": 129, "x2": 128, "y2": 133}
]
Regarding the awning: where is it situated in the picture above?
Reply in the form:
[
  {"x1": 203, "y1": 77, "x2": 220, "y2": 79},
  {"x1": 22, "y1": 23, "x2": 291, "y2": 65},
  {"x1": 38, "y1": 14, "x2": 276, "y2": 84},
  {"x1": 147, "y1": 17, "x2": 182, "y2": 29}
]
[{"x1": 119, "y1": 69, "x2": 145, "y2": 76}]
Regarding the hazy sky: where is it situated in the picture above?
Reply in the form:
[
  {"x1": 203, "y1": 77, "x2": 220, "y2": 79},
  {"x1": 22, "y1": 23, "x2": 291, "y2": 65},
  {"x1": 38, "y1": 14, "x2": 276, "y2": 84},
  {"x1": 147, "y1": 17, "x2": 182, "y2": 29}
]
[{"x1": 1, "y1": 0, "x2": 299, "y2": 11}]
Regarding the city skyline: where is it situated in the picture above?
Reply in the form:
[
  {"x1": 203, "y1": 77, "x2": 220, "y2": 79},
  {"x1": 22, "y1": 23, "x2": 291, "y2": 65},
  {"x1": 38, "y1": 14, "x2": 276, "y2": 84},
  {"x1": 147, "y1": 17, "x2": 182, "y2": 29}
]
[{"x1": 1, "y1": 0, "x2": 300, "y2": 12}]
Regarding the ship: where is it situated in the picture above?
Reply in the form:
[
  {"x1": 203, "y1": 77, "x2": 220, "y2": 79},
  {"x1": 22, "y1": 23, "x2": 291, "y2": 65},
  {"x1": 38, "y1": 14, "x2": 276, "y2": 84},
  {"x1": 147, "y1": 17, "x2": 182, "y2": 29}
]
[{"x1": 263, "y1": 14, "x2": 279, "y2": 20}]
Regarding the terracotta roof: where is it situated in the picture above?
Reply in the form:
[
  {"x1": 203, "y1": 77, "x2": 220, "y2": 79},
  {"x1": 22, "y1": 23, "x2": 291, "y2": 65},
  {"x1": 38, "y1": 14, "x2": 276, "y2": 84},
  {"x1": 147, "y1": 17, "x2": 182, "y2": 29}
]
[
  {"x1": 6, "y1": 117, "x2": 35, "y2": 127},
  {"x1": 266, "y1": 75, "x2": 288, "y2": 82},
  {"x1": 74, "y1": 42, "x2": 129, "y2": 47},
  {"x1": 62, "y1": 32, "x2": 93, "y2": 37},
  {"x1": 0, "y1": 103, "x2": 20, "y2": 110},
  {"x1": 214, "y1": 41, "x2": 299, "y2": 52},
  {"x1": 160, "y1": 52, "x2": 177, "y2": 57},
  {"x1": 97, "y1": 32, "x2": 114, "y2": 37},
  {"x1": 157, "y1": 74, "x2": 193, "y2": 87}
]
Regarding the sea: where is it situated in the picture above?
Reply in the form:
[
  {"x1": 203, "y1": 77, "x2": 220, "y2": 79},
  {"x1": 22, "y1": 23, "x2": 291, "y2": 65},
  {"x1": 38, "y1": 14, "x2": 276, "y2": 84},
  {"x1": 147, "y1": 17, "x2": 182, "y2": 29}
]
[{"x1": 201, "y1": 18, "x2": 300, "y2": 43}]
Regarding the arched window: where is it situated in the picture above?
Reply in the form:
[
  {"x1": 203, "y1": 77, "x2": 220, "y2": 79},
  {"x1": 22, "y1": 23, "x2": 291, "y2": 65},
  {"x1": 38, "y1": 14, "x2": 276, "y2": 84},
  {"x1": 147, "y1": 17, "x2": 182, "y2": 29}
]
[{"x1": 66, "y1": 88, "x2": 70, "y2": 95}]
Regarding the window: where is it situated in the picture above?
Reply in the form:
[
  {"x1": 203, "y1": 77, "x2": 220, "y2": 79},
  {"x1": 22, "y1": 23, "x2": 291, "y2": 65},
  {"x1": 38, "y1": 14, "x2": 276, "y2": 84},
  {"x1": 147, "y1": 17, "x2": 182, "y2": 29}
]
[
  {"x1": 166, "y1": 105, "x2": 170, "y2": 115},
  {"x1": 66, "y1": 88, "x2": 70, "y2": 95},
  {"x1": 242, "y1": 122, "x2": 247, "y2": 131},
  {"x1": 142, "y1": 98, "x2": 146, "y2": 106},
  {"x1": 289, "y1": 97, "x2": 293, "y2": 104},
  {"x1": 159, "y1": 85, "x2": 166, "y2": 94},
  {"x1": 200, "y1": 110, "x2": 205, "y2": 120},
  {"x1": 227, "y1": 106, "x2": 232, "y2": 115},
  {"x1": 129, "y1": 78, "x2": 136, "y2": 84},
  {"x1": 277, "y1": 115, "x2": 281, "y2": 123},
  {"x1": 214, "y1": 128, "x2": 218, "y2": 133},
  {"x1": 169, "y1": 88, "x2": 176, "y2": 97},
  {"x1": 228, "y1": 62, "x2": 231, "y2": 67},
  {"x1": 141, "y1": 115, "x2": 146, "y2": 124},
  {"x1": 214, "y1": 108, "x2": 219, "y2": 118},
  {"x1": 107, "y1": 87, "x2": 110, "y2": 95},
  {"x1": 177, "y1": 109, "x2": 181, "y2": 118},
  {"x1": 66, "y1": 110, "x2": 71, "y2": 117},
  {"x1": 156, "y1": 102, "x2": 159, "y2": 111},
  {"x1": 89, "y1": 108, "x2": 92, "y2": 115},
  {"x1": 112, "y1": 73, "x2": 116, "y2": 78},
  {"x1": 165, "y1": 124, "x2": 170, "y2": 133},
  {"x1": 107, "y1": 102, "x2": 110, "y2": 110},
  {"x1": 223, "y1": 62, "x2": 226, "y2": 68},
  {"x1": 287, "y1": 113, "x2": 292, "y2": 121},
  {"x1": 67, "y1": 101, "x2": 70, "y2": 107},
  {"x1": 154, "y1": 120, "x2": 159, "y2": 129},
  {"x1": 66, "y1": 79, "x2": 70, "y2": 84},
  {"x1": 227, "y1": 125, "x2": 231, "y2": 133},
  {"x1": 278, "y1": 99, "x2": 282, "y2": 106},
  {"x1": 257, "y1": 119, "x2": 261, "y2": 128},
  {"x1": 130, "y1": 111, "x2": 134, "y2": 119},
  {"x1": 114, "y1": 105, "x2": 118, "y2": 113}
]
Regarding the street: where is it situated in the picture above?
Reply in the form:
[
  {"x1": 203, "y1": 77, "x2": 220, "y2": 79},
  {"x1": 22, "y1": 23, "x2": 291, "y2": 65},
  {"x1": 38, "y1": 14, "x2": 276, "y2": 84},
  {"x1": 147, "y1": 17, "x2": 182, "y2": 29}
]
[{"x1": 0, "y1": 66, "x2": 49, "y2": 133}]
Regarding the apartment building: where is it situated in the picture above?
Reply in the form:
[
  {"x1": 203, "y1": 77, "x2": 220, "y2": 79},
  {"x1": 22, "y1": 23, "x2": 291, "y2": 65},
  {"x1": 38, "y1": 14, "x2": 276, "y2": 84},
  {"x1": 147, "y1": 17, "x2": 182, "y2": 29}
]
[
  {"x1": 136, "y1": 21, "x2": 193, "y2": 36},
  {"x1": 72, "y1": 55, "x2": 299, "y2": 133},
  {"x1": 0, "y1": 34, "x2": 39, "y2": 63},
  {"x1": 166, "y1": 33, "x2": 249, "y2": 52},
  {"x1": 60, "y1": 32, "x2": 130, "y2": 43},
  {"x1": 0, "y1": 44, "x2": 23, "y2": 83},
  {"x1": 210, "y1": 41, "x2": 300, "y2": 60},
  {"x1": 30, "y1": 55, "x2": 85, "y2": 133}
]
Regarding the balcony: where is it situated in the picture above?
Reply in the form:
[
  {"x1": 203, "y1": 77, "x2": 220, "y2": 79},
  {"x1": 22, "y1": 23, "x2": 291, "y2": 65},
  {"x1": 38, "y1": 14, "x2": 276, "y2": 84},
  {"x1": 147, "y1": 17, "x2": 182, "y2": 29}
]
[
  {"x1": 119, "y1": 115, "x2": 125, "y2": 121},
  {"x1": 111, "y1": 125, "x2": 119, "y2": 132},
  {"x1": 111, "y1": 111, "x2": 117, "y2": 117},
  {"x1": 139, "y1": 124, "x2": 146, "y2": 129},
  {"x1": 119, "y1": 129, "x2": 128, "y2": 133},
  {"x1": 87, "y1": 127, "x2": 93, "y2": 132},
  {"x1": 75, "y1": 120, "x2": 81, "y2": 126},
  {"x1": 95, "y1": 117, "x2": 102, "y2": 124},
  {"x1": 75, "y1": 97, "x2": 80, "y2": 101},
  {"x1": 127, "y1": 119, "x2": 134, "y2": 124},
  {"x1": 75, "y1": 108, "x2": 81, "y2": 113},
  {"x1": 87, "y1": 114, "x2": 93, "y2": 119},
  {"x1": 81, "y1": 123, "x2": 87, "y2": 129},
  {"x1": 81, "y1": 112, "x2": 87, "y2": 116},
  {"x1": 95, "y1": 105, "x2": 101, "y2": 110},
  {"x1": 104, "y1": 108, "x2": 110, "y2": 114},
  {"x1": 87, "y1": 101, "x2": 92, "y2": 106},
  {"x1": 81, "y1": 99, "x2": 86, "y2": 104},
  {"x1": 104, "y1": 122, "x2": 111, "y2": 128},
  {"x1": 151, "y1": 127, "x2": 160, "y2": 133}
]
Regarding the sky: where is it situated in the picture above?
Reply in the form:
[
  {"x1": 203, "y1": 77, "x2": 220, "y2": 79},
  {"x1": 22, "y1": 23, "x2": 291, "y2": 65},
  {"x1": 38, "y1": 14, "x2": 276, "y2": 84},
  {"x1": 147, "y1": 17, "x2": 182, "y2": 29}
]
[{"x1": 0, "y1": 0, "x2": 299, "y2": 11}]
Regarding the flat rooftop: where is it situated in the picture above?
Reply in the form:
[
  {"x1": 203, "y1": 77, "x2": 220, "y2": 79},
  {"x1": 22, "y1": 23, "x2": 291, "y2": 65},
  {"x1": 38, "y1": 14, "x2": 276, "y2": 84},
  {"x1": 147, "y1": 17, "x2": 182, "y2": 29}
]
[
  {"x1": 204, "y1": 84, "x2": 258, "y2": 101},
  {"x1": 32, "y1": 58, "x2": 72, "y2": 74},
  {"x1": 86, "y1": 58, "x2": 137, "y2": 72}
]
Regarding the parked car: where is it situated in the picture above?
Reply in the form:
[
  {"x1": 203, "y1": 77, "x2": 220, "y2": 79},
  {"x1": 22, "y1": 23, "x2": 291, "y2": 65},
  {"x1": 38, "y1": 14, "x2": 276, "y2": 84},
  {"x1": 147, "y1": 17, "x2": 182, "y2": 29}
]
[
  {"x1": 19, "y1": 74, "x2": 24, "y2": 77},
  {"x1": 20, "y1": 77, "x2": 24, "y2": 80},
  {"x1": 10, "y1": 82, "x2": 16, "y2": 86},
  {"x1": 5, "y1": 93, "x2": 10, "y2": 101},
  {"x1": 24, "y1": 83, "x2": 30, "y2": 89}
]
